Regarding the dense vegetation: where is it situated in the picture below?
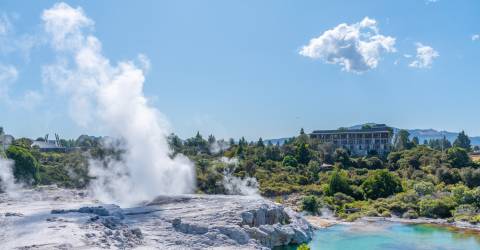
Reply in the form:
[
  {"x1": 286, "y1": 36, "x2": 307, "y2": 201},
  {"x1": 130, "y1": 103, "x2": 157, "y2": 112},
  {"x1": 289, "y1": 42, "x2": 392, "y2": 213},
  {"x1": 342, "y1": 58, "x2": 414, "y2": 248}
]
[{"x1": 1, "y1": 127, "x2": 480, "y2": 225}]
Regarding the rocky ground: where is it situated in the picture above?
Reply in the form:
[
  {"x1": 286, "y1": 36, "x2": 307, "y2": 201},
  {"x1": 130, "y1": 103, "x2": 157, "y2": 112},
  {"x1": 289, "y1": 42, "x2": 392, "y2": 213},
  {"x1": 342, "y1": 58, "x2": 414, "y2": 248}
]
[{"x1": 0, "y1": 186, "x2": 313, "y2": 249}]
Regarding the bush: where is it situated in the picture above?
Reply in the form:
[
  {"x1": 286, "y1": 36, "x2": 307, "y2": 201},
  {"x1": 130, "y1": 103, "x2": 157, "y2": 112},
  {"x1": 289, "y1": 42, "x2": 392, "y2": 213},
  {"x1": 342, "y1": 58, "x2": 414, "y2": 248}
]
[
  {"x1": 282, "y1": 155, "x2": 298, "y2": 168},
  {"x1": 333, "y1": 192, "x2": 354, "y2": 206},
  {"x1": 402, "y1": 210, "x2": 419, "y2": 219},
  {"x1": 361, "y1": 170, "x2": 402, "y2": 199},
  {"x1": 301, "y1": 195, "x2": 320, "y2": 214},
  {"x1": 327, "y1": 169, "x2": 352, "y2": 196},
  {"x1": 453, "y1": 204, "x2": 477, "y2": 221},
  {"x1": 460, "y1": 168, "x2": 480, "y2": 188},
  {"x1": 297, "y1": 244, "x2": 310, "y2": 250},
  {"x1": 435, "y1": 166, "x2": 461, "y2": 185},
  {"x1": 6, "y1": 146, "x2": 40, "y2": 184},
  {"x1": 413, "y1": 181, "x2": 435, "y2": 196},
  {"x1": 447, "y1": 147, "x2": 471, "y2": 168},
  {"x1": 419, "y1": 197, "x2": 456, "y2": 218}
]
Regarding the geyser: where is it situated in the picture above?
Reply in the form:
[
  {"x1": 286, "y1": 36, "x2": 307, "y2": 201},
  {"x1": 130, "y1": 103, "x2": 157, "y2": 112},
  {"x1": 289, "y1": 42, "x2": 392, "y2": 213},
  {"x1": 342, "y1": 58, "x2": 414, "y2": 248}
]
[{"x1": 41, "y1": 2, "x2": 195, "y2": 206}]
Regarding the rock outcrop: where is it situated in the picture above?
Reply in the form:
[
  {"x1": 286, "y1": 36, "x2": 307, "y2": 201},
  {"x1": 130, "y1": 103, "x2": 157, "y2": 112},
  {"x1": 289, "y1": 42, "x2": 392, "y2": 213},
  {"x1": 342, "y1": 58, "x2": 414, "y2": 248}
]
[{"x1": 0, "y1": 187, "x2": 313, "y2": 249}]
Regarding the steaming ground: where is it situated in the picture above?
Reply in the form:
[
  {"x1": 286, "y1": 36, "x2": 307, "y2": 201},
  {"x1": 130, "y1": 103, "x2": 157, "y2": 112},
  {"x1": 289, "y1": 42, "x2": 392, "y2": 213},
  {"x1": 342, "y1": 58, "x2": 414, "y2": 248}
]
[{"x1": 0, "y1": 186, "x2": 312, "y2": 249}]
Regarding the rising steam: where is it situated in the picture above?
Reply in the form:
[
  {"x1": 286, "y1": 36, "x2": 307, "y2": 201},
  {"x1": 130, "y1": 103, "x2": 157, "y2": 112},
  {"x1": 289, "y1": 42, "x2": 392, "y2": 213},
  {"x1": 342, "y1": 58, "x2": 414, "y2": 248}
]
[
  {"x1": 0, "y1": 157, "x2": 20, "y2": 197},
  {"x1": 220, "y1": 157, "x2": 259, "y2": 197},
  {"x1": 41, "y1": 2, "x2": 195, "y2": 206}
]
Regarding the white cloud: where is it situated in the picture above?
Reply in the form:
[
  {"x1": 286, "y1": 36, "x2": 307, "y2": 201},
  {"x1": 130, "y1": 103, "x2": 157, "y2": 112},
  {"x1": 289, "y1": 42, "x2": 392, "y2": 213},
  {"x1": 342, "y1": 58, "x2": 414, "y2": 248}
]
[
  {"x1": 0, "y1": 14, "x2": 12, "y2": 36},
  {"x1": 0, "y1": 64, "x2": 18, "y2": 83},
  {"x1": 472, "y1": 34, "x2": 480, "y2": 41},
  {"x1": 137, "y1": 53, "x2": 151, "y2": 73},
  {"x1": 0, "y1": 64, "x2": 18, "y2": 97},
  {"x1": 409, "y1": 43, "x2": 439, "y2": 69},
  {"x1": 41, "y1": 2, "x2": 195, "y2": 206},
  {"x1": 18, "y1": 90, "x2": 43, "y2": 110},
  {"x1": 299, "y1": 17, "x2": 396, "y2": 73},
  {"x1": 42, "y1": 2, "x2": 93, "y2": 50}
]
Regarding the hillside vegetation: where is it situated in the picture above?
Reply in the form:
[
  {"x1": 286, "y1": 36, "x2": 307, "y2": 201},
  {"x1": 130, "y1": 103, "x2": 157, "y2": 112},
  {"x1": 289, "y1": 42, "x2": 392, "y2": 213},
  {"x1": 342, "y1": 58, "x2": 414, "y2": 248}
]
[{"x1": 2, "y1": 129, "x2": 480, "y2": 224}]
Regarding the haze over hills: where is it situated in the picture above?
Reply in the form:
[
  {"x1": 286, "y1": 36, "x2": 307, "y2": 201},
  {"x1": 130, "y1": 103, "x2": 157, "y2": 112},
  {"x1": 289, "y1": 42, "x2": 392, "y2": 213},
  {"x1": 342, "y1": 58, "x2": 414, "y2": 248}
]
[{"x1": 265, "y1": 123, "x2": 480, "y2": 146}]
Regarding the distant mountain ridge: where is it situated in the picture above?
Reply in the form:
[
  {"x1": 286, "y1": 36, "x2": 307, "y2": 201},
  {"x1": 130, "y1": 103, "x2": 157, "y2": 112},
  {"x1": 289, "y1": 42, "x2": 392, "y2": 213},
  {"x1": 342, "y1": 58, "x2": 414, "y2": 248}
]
[
  {"x1": 265, "y1": 124, "x2": 480, "y2": 146},
  {"x1": 350, "y1": 124, "x2": 480, "y2": 146}
]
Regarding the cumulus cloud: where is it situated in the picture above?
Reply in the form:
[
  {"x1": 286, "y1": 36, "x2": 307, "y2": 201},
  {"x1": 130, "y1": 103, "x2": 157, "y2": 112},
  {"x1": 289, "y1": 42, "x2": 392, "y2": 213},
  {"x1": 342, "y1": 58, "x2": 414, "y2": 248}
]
[
  {"x1": 41, "y1": 2, "x2": 195, "y2": 206},
  {"x1": 409, "y1": 43, "x2": 439, "y2": 69},
  {"x1": 299, "y1": 17, "x2": 396, "y2": 73},
  {"x1": 472, "y1": 34, "x2": 479, "y2": 41}
]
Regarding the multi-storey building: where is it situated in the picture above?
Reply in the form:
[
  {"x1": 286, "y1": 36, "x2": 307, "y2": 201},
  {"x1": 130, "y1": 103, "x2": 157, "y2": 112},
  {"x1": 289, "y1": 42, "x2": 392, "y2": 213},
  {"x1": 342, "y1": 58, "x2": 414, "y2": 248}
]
[{"x1": 310, "y1": 124, "x2": 393, "y2": 156}]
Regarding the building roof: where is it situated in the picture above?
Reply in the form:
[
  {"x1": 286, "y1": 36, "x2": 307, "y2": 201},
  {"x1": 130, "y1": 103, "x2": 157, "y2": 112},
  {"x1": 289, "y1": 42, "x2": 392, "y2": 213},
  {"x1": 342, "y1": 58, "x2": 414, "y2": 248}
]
[{"x1": 311, "y1": 125, "x2": 391, "y2": 134}]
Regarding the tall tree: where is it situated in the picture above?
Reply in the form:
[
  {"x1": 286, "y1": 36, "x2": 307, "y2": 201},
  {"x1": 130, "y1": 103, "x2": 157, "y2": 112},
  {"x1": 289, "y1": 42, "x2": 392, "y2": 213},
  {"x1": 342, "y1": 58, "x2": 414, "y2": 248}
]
[
  {"x1": 256, "y1": 137, "x2": 265, "y2": 147},
  {"x1": 394, "y1": 130, "x2": 412, "y2": 151},
  {"x1": 327, "y1": 168, "x2": 351, "y2": 196},
  {"x1": 208, "y1": 134, "x2": 216, "y2": 145},
  {"x1": 453, "y1": 131, "x2": 471, "y2": 151},
  {"x1": 296, "y1": 143, "x2": 311, "y2": 165},
  {"x1": 361, "y1": 170, "x2": 402, "y2": 199},
  {"x1": 412, "y1": 136, "x2": 419, "y2": 146}
]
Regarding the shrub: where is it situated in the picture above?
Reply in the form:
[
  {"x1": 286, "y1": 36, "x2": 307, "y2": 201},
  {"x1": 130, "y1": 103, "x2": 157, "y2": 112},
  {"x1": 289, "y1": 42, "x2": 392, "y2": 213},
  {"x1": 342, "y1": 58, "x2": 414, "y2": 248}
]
[
  {"x1": 447, "y1": 147, "x2": 471, "y2": 168},
  {"x1": 459, "y1": 168, "x2": 480, "y2": 188},
  {"x1": 453, "y1": 204, "x2": 477, "y2": 221},
  {"x1": 333, "y1": 192, "x2": 354, "y2": 206},
  {"x1": 419, "y1": 197, "x2": 456, "y2": 218},
  {"x1": 301, "y1": 195, "x2": 320, "y2": 214},
  {"x1": 413, "y1": 181, "x2": 435, "y2": 196},
  {"x1": 435, "y1": 166, "x2": 461, "y2": 185},
  {"x1": 327, "y1": 169, "x2": 351, "y2": 196},
  {"x1": 402, "y1": 210, "x2": 419, "y2": 219},
  {"x1": 6, "y1": 146, "x2": 40, "y2": 184},
  {"x1": 361, "y1": 170, "x2": 402, "y2": 199},
  {"x1": 282, "y1": 155, "x2": 298, "y2": 168},
  {"x1": 297, "y1": 244, "x2": 310, "y2": 250}
]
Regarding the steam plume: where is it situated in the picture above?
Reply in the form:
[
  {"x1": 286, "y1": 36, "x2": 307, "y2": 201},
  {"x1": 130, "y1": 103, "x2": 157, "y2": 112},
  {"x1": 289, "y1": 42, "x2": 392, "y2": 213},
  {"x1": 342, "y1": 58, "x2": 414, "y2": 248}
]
[
  {"x1": 41, "y1": 2, "x2": 195, "y2": 206},
  {"x1": 0, "y1": 157, "x2": 20, "y2": 197},
  {"x1": 220, "y1": 157, "x2": 259, "y2": 197}
]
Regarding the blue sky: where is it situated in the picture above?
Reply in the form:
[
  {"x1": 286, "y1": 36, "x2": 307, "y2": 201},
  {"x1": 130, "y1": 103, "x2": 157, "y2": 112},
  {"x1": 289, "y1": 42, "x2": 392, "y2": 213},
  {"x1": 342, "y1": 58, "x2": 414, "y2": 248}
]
[{"x1": 0, "y1": 0, "x2": 479, "y2": 141}]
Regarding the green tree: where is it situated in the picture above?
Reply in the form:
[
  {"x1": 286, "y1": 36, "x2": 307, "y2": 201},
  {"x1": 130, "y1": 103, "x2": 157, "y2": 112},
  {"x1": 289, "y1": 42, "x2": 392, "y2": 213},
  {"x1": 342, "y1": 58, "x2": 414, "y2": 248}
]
[
  {"x1": 256, "y1": 137, "x2": 265, "y2": 148},
  {"x1": 394, "y1": 130, "x2": 412, "y2": 151},
  {"x1": 296, "y1": 143, "x2": 311, "y2": 165},
  {"x1": 327, "y1": 168, "x2": 351, "y2": 196},
  {"x1": 453, "y1": 131, "x2": 471, "y2": 151},
  {"x1": 208, "y1": 134, "x2": 216, "y2": 145},
  {"x1": 282, "y1": 155, "x2": 298, "y2": 168},
  {"x1": 301, "y1": 195, "x2": 319, "y2": 214},
  {"x1": 413, "y1": 181, "x2": 434, "y2": 196},
  {"x1": 361, "y1": 170, "x2": 402, "y2": 199},
  {"x1": 6, "y1": 146, "x2": 40, "y2": 184},
  {"x1": 447, "y1": 146, "x2": 471, "y2": 168},
  {"x1": 460, "y1": 168, "x2": 480, "y2": 188},
  {"x1": 412, "y1": 136, "x2": 419, "y2": 146},
  {"x1": 333, "y1": 148, "x2": 351, "y2": 167},
  {"x1": 419, "y1": 197, "x2": 456, "y2": 218}
]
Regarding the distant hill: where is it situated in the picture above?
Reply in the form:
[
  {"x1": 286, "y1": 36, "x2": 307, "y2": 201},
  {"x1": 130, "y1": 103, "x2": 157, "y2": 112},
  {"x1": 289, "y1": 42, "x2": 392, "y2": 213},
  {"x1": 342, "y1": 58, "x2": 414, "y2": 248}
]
[
  {"x1": 265, "y1": 124, "x2": 480, "y2": 146},
  {"x1": 264, "y1": 137, "x2": 290, "y2": 146}
]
